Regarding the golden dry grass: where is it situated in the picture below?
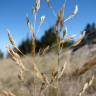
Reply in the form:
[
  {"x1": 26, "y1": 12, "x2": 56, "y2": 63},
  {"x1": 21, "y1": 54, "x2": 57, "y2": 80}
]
[
  {"x1": 0, "y1": 45, "x2": 96, "y2": 96},
  {"x1": 0, "y1": 0, "x2": 96, "y2": 96}
]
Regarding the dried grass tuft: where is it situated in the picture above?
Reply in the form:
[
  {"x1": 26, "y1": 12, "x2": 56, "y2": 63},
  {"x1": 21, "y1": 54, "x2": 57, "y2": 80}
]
[{"x1": 5, "y1": 0, "x2": 96, "y2": 96}]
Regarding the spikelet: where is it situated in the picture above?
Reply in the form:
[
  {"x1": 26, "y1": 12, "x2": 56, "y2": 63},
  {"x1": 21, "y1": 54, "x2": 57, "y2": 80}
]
[
  {"x1": 40, "y1": 16, "x2": 45, "y2": 25},
  {"x1": 7, "y1": 31, "x2": 16, "y2": 47},
  {"x1": 6, "y1": 46, "x2": 25, "y2": 71},
  {"x1": 36, "y1": 0, "x2": 40, "y2": 12},
  {"x1": 7, "y1": 47, "x2": 19, "y2": 61},
  {"x1": 32, "y1": 7, "x2": 35, "y2": 15},
  {"x1": 36, "y1": 16, "x2": 46, "y2": 36},
  {"x1": 7, "y1": 31, "x2": 24, "y2": 55},
  {"x1": 64, "y1": 5, "x2": 78, "y2": 22}
]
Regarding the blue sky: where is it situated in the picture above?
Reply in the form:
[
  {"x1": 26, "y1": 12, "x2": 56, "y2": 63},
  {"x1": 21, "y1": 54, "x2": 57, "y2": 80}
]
[{"x1": 0, "y1": 0, "x2": 96, "y2": 55}]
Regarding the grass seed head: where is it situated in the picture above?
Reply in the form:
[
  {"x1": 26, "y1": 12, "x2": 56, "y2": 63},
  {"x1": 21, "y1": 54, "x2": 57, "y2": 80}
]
[
  {"x1": 6, "y1": 46, "x2": 25, "y2": 70},
  {"x1": 40, "y1": 16, "x2": 45, "y2": 25},
  {"x1": 32, "y1": 7, "x2": 35, "y2": 15},
  {"x1": 36, "y1": 0, "x2": 40, "y2": 12},
  {"x1": 7, "y1": 31, "x2": 16, "y2": 47}
]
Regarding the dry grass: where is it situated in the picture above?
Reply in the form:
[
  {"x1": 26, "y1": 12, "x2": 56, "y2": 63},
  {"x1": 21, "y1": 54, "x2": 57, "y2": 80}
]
[
  {"x1": 0, "y1": 0, "x2": 96, "y2": 96},
  {"x1": 0, "y1": 46, "x2": 96, "y2": 96}
]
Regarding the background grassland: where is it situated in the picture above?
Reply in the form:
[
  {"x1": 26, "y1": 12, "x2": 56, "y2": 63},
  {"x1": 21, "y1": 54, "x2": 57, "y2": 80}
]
[{"x1": 0, "y1": 45, "x2": 96, "y2": 96}]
